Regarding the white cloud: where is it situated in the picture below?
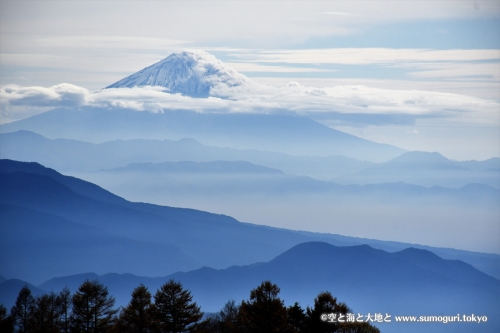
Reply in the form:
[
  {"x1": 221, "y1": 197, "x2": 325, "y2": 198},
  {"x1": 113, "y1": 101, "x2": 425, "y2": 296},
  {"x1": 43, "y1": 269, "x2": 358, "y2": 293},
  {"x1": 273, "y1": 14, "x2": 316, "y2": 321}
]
[
  {"x1": 89, "y1": 86, "x2": 231, "y2": 113},
  {"x1": 251, "y1": 77, "x2": 500, "y2": 100},
  {"x1": 1, "y1": 83, "x2": 88, "y2": 107},
  {"x1": 2, "y1": 81, "x2": 498, "y2": 126},
  {"x1": 0, "y1": 83, "x2": 89, "y2": 123}
]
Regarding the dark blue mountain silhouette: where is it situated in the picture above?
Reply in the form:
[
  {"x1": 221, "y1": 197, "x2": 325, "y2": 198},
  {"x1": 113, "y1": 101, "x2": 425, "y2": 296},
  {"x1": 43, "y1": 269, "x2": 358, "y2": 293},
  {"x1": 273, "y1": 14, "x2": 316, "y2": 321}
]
[
  {"x1": 0, "y1": 279, "x2": 47, "y2": 309},
  {"x1": 0, "y1": 201, "x2": 196, "y2": 282}
]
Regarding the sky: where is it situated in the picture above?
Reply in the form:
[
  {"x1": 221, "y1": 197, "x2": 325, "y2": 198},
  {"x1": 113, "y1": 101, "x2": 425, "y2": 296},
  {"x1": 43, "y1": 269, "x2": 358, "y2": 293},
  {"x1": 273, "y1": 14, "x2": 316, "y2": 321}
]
[{"x1": 0, "y1": 0, "x2": 499, "y2": 160}]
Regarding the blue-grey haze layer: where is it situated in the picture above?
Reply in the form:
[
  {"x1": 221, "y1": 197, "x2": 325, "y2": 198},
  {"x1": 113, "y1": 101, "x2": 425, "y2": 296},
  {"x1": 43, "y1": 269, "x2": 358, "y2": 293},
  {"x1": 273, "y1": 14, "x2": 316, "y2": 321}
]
[{"x1": 0, "y1": 107, "x2": 405, "y2": 163}]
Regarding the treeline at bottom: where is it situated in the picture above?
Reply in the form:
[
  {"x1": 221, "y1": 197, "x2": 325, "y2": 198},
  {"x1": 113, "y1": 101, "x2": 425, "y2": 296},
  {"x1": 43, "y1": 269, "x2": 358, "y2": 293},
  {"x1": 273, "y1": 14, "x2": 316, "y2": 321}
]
[{"x1": 1, "y1": 279, "x2": 380, "y2": 333}]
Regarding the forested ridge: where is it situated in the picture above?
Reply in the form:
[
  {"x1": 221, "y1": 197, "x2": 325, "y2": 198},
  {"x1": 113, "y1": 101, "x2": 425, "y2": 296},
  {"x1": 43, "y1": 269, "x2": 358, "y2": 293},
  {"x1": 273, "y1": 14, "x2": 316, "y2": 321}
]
[{"x1": 1, "y1": 279, "x2": 380, "y2": 333}]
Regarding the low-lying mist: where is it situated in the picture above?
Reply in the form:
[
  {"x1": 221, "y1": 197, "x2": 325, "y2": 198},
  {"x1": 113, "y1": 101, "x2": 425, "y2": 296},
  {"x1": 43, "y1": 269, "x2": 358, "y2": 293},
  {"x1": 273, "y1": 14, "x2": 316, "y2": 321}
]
[{"x1": 68, "y1": 171, "x2": 500, "y2": 254}]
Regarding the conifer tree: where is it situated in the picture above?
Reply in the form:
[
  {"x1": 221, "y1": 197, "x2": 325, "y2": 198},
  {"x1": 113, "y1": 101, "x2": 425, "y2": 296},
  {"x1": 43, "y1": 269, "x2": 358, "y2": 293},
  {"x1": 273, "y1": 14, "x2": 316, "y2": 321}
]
[
  {"x1": 304, "y1": 291, "x2": 348, "y2": 333},
  {"x1": 197, "y1": 299, "x2": 240, "y2": 333},
  {"x1": 10, "y1": 286, "x2": 34, "y2": 333},
  {"x1": 238, "y1": 281, "x2": 290, "y2": 333},
  {"x1": 57, "y1": 287, "x2": 71, "y2": 333},
  {"x1": 154, "y1": 280, "x2": 203, "y2": 333},
  {"x1": 30, "y1": 293, "x2": 61, "y2": 333},
  {"x1": 287, "y1": 303, "x2": 306, "y2": 333},
  {"x1": 304, "y1": 292, "x2": 379, "y2": 333},
  {"x1": 0, "y1": 304, "x2": 14, "y2": 333},
  {"x1": 115, "y1": 284, "x2": 155, "y2": 333},
  {"x1": 217, "y1": 300, "x2": 240, "y2": 333},
  {"x1": 71, "y1": 280, "x2": 117, "y2": 333}
]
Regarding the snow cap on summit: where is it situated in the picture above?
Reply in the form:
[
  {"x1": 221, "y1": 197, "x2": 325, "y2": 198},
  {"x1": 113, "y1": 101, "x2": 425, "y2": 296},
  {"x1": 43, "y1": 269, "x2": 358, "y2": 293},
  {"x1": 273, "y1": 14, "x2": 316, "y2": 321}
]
[{"x1": 106, "y1": 50, "x2": 255, "y2": 98}]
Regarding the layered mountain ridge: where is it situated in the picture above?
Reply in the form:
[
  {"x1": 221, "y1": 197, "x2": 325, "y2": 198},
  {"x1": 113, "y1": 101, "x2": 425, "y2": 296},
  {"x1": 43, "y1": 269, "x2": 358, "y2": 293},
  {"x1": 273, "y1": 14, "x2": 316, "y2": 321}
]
[{"x1": 1, "y1": 159, "x2": 499, "y2": 284}]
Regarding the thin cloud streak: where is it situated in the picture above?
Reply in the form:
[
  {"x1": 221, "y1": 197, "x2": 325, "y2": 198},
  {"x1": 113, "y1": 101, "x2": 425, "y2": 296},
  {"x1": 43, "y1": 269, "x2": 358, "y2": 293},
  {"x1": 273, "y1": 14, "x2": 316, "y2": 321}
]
[{"x1": 233, "y1": 48, "x2": 500, "y2": 65}]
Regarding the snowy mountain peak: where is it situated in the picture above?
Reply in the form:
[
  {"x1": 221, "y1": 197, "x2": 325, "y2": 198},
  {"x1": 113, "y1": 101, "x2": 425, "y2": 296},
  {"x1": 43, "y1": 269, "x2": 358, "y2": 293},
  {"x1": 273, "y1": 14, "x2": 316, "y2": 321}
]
[{"x1": 106, "y1": 50, "x2": 255, "y2": 98}]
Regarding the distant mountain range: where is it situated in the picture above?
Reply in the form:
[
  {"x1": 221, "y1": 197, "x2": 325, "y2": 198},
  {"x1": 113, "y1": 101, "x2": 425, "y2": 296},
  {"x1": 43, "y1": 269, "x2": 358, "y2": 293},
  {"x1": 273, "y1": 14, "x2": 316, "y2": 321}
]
[
  {"x1": 335, "y1": 151, "x2": 499, "y2": 188},
  {"x1": 81, "y1": 158, "x2": 500, "y2": 201},
  {"x1": 108, "y1": 160, "x2": 283, "y2": 175},
  {"x1": 1, "y1": 159, "x2": 499, "y2": 284},
  {"x1": 0, "y1": 106, "x2": 404, "y2": 162},
  {"x1": 2, "y1": 242, "x2": 499, "y2": 333},
  {"x1": 1, "y1": 130, "x2": 497, "y2": 187},
  {"x1": 0, "y1": 130, "x2": 375, "y2": 179}
]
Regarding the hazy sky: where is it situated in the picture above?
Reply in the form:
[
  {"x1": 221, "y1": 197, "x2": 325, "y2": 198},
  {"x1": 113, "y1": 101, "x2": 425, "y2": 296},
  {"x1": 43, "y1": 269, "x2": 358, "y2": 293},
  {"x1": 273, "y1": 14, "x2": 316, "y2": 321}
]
[{"x1": 1, "y1": 0, "x2": 499, "y2": 160}]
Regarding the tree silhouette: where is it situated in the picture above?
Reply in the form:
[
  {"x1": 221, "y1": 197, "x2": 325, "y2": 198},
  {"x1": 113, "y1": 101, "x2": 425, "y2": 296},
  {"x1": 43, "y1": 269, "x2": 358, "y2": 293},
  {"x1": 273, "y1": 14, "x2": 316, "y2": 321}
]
[
  {"x1": 305, "y1": 291, "x2": 349, "y2": 333},
  {"x1": 217, "y1": 300, "x2": 240, "y2": 333},
  {"x1": 58, "y1": 287, "x2": 71, "y2": 333},
  {"x1": 287, "y1": 303, "x2": 306, "y2": 333},
  {"x1": 10, "y1": 286, "x2": 34, "y2": 333},
  {"x1": 238, "y1": 281, "x2": 290, "y2": 333},
  {"x1": 4, "y1": 281, "x2": 384, "y2": 333},
  {"x1": 198, "y1": 299, "x2": 240, "y2": 333},
  {"x1": 71, "y1": 280, "x2": 117, "y2": 333},
  {"x1": 30, "y1": 292, "x2": 61, "y2": 333},
  {"x1": 305, "y1": 292, "x2": 379, "y2": 333},
  {"x1": 0, "y1": 304, "x2": 14, "y2": 333},
  {"x1": 115, "y1": 284, "x2": 155, "y2": 333},
  {"x1": 154, "y1": 280, "x2": 203, "y2": 333}
]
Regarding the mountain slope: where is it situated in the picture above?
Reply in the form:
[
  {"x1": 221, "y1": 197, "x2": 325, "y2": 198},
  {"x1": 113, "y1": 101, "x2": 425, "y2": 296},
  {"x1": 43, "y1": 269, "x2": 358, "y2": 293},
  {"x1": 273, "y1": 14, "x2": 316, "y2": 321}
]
[
  {"x1": 0, "y1": 158, "x2": 126, "y2": 205},
  {"x1": 0, "y1": 279, "x2": 47, "y2": 309},
  {"x1": 0, "y1": 202, "x2": 196, "y2": 282},
  {"x1": 0, "y1": 107, "x2": 404, "y2": 162},
  {"x1": 106, "y1": 50, "x2": 255, "y2": 97}
]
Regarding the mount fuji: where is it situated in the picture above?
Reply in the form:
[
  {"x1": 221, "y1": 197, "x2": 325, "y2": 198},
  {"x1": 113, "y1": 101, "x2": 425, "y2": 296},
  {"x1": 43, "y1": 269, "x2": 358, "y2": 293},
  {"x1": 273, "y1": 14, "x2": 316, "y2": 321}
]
[
  {"x1": 106, "y1": 50, "x2": 256, "y2": 98},
  {"x1": 0, "y1": 50, "x2": 405, "y2": 161}
]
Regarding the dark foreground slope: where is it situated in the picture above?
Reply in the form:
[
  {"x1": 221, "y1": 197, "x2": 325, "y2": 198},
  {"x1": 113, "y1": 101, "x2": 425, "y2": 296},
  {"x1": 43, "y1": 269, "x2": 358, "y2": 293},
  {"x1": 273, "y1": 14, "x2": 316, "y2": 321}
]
[
  {"x1": 0, "y1": 160, "x2": 318, "y2": 282},
  {"x1": 35, "y1": 242, "x2": 500, "y2": 333}
]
